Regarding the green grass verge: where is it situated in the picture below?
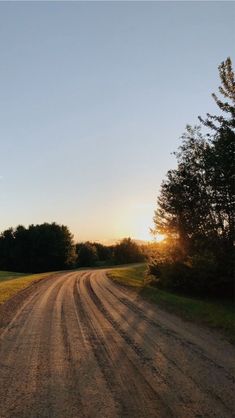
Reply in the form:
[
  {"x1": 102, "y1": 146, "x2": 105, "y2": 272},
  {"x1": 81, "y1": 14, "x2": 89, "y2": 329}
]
[
  {"x1": 108, "y1": 265, "x2": 235, "y2": 342},
  {"x1": 108, "y1": 265, "x2": 146, "y2": 287},
  {"x1": 0, "y1": 271, "x2": 27, "y2": 282},
  {"x1": 0, "y1": 271, "x2": 57, "y2": 305}
]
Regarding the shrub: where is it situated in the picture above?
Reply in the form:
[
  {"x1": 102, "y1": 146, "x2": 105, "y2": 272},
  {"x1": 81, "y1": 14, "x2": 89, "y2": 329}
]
[
  {"x1": 113, "y1": 238, "x2": 145, "y2": 264},
  {"x1": 76, "y1": 242, "x2": 98, "y2": 267},
  {"x1": 147, "y1": 249, "x2": 226, "y2": 295}
]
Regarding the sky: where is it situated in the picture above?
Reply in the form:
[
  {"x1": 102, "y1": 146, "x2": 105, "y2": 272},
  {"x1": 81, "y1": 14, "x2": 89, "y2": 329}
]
[{"x1": 0, "y1": 1, "x2": 234, "y2": 243}]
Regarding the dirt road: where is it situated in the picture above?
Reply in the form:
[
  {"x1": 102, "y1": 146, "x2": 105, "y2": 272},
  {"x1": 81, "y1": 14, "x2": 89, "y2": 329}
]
[{"x1": 0, "y1": 270, "x2": 234, "y2": 418}]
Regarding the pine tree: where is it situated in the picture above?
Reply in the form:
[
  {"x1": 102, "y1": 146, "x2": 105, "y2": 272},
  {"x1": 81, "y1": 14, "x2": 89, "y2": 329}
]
[{"x1": 199, "y1": 57, "x2": 235, "y2": 131}]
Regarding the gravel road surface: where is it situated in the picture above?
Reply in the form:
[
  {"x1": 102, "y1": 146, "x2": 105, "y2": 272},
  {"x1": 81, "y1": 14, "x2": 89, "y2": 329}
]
[{"x1": 0, "y1": 270, "x2": 234, "y2": 418}]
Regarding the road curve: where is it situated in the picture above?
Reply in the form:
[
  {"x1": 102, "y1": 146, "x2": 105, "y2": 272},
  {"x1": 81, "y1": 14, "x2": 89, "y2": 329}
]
[{"x1": 0, "y1": 270, "x2": 234, "y2": 418}]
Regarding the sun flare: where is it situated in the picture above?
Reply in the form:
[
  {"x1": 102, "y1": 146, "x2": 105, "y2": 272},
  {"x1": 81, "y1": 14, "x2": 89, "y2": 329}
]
[{"x1": 155, "y1": 233, "x2": 166, "y2": 243}]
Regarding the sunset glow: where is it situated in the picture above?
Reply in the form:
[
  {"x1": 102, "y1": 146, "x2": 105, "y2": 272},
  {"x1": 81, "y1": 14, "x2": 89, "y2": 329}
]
[
  {"x1": 0, "y1": 3, "x2": 233, "y2": 244},
  {"x1": 155, "y1": 233, "x2": 166, "y2": 243}
]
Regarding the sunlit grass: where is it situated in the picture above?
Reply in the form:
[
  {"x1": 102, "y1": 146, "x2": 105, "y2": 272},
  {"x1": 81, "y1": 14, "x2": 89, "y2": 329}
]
[
  {"x1": 0, "y1": 271, "x2": 27, "y2": 283},
  {"x1": 108, "y1": 265, "x2": 146, "y2": 288},
  {"x1": 0, "y1": 271, "x2": 56, "y2": 305},
  {"x1": 108, "y1": 265, "x2": 235, "y2": 342}
]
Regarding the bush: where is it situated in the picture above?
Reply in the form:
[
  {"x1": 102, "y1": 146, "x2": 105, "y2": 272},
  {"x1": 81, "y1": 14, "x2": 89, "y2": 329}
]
[
  {"x1": 147, "y1": 260, "x2": 161, "y2": 278},
  {"x1": 113, "y1": 238, "x2": 145, "y2": 265},
  {"x1": 147, "y1": 249, "x2": 229, "y2": 296},
  {"x1": 76, "y1": 242, "x2": 98, "y2": 267},
  {"x1": 159, "y1": 262, "x2": 192, "y2": 292}
]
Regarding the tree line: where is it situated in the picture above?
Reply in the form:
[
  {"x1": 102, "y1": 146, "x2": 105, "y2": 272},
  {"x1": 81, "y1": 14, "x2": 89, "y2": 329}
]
[
  {"x1": 0, "y1": 223, "x2": 76, "y2": 273},
  {"x1": 76, "y1": 238, "x2": 145, "y2": 267},
  {"x1": 0, "y1": 224, "x2": 145, "y2": 273},
  {"x1": 149, "y1": 57, "x2": 234, "y2": 297}
]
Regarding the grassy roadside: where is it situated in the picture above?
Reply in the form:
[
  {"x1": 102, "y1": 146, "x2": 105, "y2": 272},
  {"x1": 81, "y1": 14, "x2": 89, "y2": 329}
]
[
  {"x1": 0, "y1": 271, "x2": 58, "y2": 305},
  {"x1": 108, "y1": 265, "x2": 235, "y2": 342}
]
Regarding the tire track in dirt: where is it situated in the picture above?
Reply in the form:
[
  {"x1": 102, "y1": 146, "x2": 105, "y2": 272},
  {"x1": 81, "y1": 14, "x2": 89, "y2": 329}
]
[
  {"x1": 0, "y1": 273, "x2": 70, "y2": 417},
  {"x1": 99, "y1": 273, "x2": 234, "y2": 376},
  {"x1": 73, "y1": 276, "x2": 130, "y2": 417},
  {"x1": 76, "y1": 274, "x2": 174, "y2": 418},
  {"x1": 0, "y1": 269, "x2": 234, "y2": 418},
  {"x1": 93, "y1": 272, "x2": 235, "y2": 407},
  {"x1": 85, "y1": 271, "x2": 235, "y2": 417}
]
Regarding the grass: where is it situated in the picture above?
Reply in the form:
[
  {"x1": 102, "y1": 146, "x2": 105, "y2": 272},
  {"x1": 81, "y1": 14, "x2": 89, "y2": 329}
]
[
  {"x1": 108, "y1": 264, "x2": 235, "y2": 342},
  {"x1": 108, "y1": 264, "x2": 146, "y2": 287},
  {"x1": 0, "y1": 271, "x2": 56, "y2": 305},
  {"x1": 0, "y1": 271, "x2": 27, "y2": 282}
]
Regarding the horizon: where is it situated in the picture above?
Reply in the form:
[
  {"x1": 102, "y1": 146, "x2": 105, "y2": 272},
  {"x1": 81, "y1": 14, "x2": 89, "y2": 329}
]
[
  {"x1": 0, "y1": 2, "x2": 234, "y2": 242},
  {"x1": 0, "y1": 220, "x2": 153, "y2": 245}
]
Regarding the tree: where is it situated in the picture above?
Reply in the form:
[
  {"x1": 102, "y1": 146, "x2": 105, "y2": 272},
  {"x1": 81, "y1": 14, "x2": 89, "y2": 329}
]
[
  {"x1": 151, "y1": 58, "x2": 235, "y2": 294},
  {"x1": 199, "y1": 57, "x2": 235, "y2": 131},
  {"x1": 27, "y1": 223, "x2": 76, "y2": 272},
  {"x1": 92, "y1": 242, "x2": 113, "y2": 263},
  {"x1": 113, "y1": 238, "x2": 145, "y2": 264},
  {"x1": 199, "y1": 57, "x2": 235, "y2": 273},
  {"x1": 0, "y1": 223, "x2": 76, "y2": 273},
  {"x1": 0, "y1": 228, "x2": 15, "y2": 270},
  {"x1": 154, "y1": 126, "x2": 214, "y2": 255},
  {"x1": 76, "y1": 242, "x2": 98, "y2": 267}
]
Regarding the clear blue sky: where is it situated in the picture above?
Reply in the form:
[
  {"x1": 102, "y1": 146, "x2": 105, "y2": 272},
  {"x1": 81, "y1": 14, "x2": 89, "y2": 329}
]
[{"x1": 0, "y1": 2, "x2": 234, "y2": 242}]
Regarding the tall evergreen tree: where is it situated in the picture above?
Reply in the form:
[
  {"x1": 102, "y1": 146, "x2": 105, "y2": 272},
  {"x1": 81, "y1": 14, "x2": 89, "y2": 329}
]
[{"x1": 199, "y1": 57, "x2": 235, "y2": 131}]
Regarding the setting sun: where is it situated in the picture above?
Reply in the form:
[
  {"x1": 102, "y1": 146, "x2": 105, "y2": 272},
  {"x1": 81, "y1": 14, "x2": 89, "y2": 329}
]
[{"x1": 155, "y1": 233, "x2": 166, "y2": 243}]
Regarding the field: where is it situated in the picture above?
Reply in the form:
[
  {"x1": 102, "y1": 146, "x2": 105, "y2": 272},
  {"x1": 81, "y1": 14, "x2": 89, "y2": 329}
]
[
  {"x1": 0, "y1": 271, "x2": 56, "y2": 305},
  {"x1": 108, "y1": 264, "x2": 235, "y2": 342}
]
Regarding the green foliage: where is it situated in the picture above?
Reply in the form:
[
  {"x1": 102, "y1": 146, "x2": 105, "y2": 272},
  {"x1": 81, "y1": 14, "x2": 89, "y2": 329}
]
[
  {"x1": 0, "y1": 223, "x2": 76, "y2": 273},
  {"x1": 147, "y1": 261, "x2": 161, "y2": 279},
  {"x1": 199, "y1": 57, "x2": 235, "y2": 131},
  {"x1": 76, "y1": 242, "x2": 98, "y2": 267},
  {"x1": 113, "y1": 238, "x2": 145, "y2": 264},
  {"x1": 75, "y1": 238, "x2": 145, "y2": 267},
  {"x1": 91, "y1": 242, "x2": 114, "y2": 264},
  {"x1": 151, "y1": 58, "x2": 235, "y2": 296}
]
